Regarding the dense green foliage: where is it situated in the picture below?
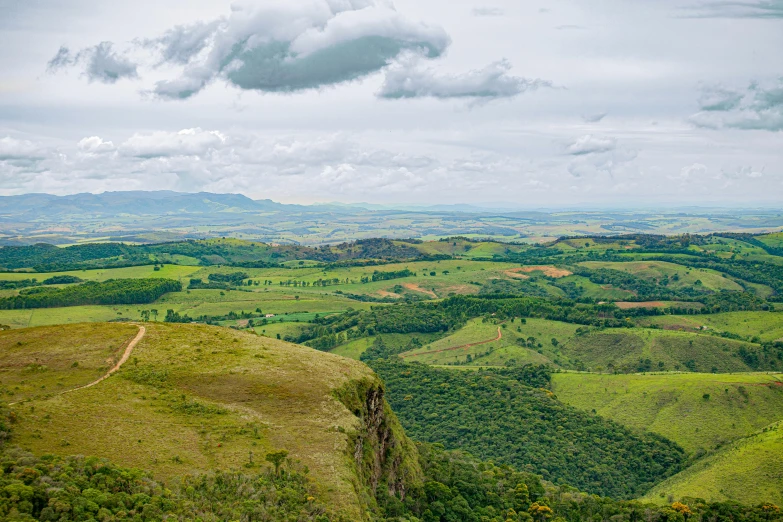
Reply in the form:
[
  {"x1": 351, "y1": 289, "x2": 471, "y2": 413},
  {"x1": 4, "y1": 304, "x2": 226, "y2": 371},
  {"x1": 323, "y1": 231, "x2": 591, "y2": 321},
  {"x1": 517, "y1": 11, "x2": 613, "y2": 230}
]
[
  {"x1": 0, "y1": 448, "x2": 331, "y2": 521},
  {"x1": 0, "y1": 279, "x2": 181, "y2": 309},
  {"x1": 41, "y1": 275, "x2": 83, "y2": 285},
  {"x1": 370, "y1": 269, "x2": 416, "y2": 282},
  {"x1": 369, "y1": 359, "x2": 686, "y2": 499},
  {"x1": 385, "y1": 444, "x2": 783, "y2": 522},
  {"x1": 0, "y1": 279, "x2": 40, "y2": 290},
  {"x1": 0, "y1": 238, "x2": 430, "y2": 272}
]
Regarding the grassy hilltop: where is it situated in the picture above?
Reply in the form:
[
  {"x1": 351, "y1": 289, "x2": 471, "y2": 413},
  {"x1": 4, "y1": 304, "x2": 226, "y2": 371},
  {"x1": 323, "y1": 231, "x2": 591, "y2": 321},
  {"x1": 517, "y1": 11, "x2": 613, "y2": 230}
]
[{"x1": 1, "y1": 323, "x2": 421, "y2": 519}]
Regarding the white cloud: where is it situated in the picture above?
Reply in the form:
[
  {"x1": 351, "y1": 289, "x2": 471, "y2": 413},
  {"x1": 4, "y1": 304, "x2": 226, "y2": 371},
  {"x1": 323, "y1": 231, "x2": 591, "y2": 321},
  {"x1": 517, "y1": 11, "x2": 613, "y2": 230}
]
[
  {"x1": 675, "y1": 162, "x2": 708, "y2": 180},
  {"x1": 379, "y1": 54, "x2": 551, "y2": 100},
  {"x1": 78, "y1": 136, "x2": 115, "y2": 153},
  {"x1": 565, "y1": 135, "x2": 637, "y2": 178},
  {"x1": 690, "y1": 79, "x2": 783, "y2": 132},
  {"x1": 566, "y1": 135, "x2": 617, "y2": 155},
  {"x1": 0, "y1": 137, "x2": 45, "y2": 161},
  {"x1": 51, "y1": 0, "x2": 452, "y2": 100},
  {"x1": 120, "y1": 128, "x2": 226, "y2": 158}
]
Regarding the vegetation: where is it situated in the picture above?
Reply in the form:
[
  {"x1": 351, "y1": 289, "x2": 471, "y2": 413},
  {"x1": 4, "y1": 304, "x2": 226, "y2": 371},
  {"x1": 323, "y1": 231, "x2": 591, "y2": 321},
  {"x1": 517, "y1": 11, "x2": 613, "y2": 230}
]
[
  {"x1": 552, "y1": 372, "x2": 783, "y2": 455},
  {"x1": 368, "y1": 359, "x2": 686, "y2": 499},
  {"x1": 0, "y1": 279, "x2": 181, "y2": 309}
]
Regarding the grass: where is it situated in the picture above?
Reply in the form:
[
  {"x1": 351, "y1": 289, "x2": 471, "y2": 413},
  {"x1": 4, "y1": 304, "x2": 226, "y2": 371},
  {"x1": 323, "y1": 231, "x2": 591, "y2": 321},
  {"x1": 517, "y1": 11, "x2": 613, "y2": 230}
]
[
  {"x1": 579, "y1": 260, "x2": 744, "y2": 293},
  {"x1": 637, "y1": 311, "x2": 783, "y2": 343},
  {"x1": 0, "y1": 264, "x2": 200, "y2": 282},
  {"x1": 641, "y1": 420, "x2": 783, "y2": 505},
  {"x1": 4, "y1": 322, "x2": 392, "y2": 518},
  {"x1": 560, "y1": 328, "x2": 760, "y2": 373},
  {"x1": 399, "y1": 317, "x2": 765, "y2": 373},
  {"x1": 399, "y1": 318, "x2": 560, "y2": 367},
  {"x1": 0, "y1": 323, "x2": 140, "y2": 403},
  {"x1": 552, "y1": 372, "x2": 783, "y2": 455}
]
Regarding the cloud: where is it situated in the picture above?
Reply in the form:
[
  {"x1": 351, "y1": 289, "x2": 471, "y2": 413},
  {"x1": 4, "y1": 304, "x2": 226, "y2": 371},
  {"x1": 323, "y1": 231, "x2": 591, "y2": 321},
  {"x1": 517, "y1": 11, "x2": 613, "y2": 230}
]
[
  {"x1": 149, "y1": 0, "x2": 450, "y2": 99},
  {"x1": 142, "y1": 20, "x2": 221, "y2": 65},
  {"x1": 684, "y1": 0, "x2": 783, "y2": 18},
  {"x1": 566, "y1": 135, "x2": 616, "y2": 155},
  {"x1": 676, "y1": 163, "x2": 708, "y2": 180},
  {"x1": 378, "y1": 55, "x2": 551, "y2": 100},
  {"x1": 78, "y1": 137, "x2": 115, "y2": 154},
  {"x1": 697, "y1": 85, "x2": 743, "y2": 111},
  {"x1": 472, "y1": 7, "x2": 504, "y2": 16},
  {"x1": 0, "y1": 137, "x2": 46, "y2": 161},
  {"x1": 721, "y1": 165, "x2": 765, "y2": 179},
  {"x1": 555, "y1": 25, "x2": 586, "y2": 30},
  {"x1": 581, "y1": 112, "x2": 607, "y2": 123},
  {"x1": 565, "y1": 135, "x2": 637, "y2": 178},
  {"x1": 47, "y1": 42, "x2": 138, "y2": 83},
  {"x1": 690, "y1": 78, "x2": 783, "y2": 131},
  {"x1": 120, "y1": 128, "x2": 226, "y2": 158}
]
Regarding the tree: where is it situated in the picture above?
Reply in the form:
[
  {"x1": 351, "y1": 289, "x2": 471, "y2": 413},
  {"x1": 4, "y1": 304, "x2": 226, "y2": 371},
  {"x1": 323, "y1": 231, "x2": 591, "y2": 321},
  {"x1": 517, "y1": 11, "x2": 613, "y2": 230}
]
[{"x1": 265, "y1": 450, "x2": 288, "y2": 476}]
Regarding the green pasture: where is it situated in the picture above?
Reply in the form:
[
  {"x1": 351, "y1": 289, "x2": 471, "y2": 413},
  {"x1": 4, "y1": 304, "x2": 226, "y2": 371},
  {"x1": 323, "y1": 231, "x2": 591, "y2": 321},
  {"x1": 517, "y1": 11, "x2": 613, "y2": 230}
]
[
  {"x1": 579, "y1": 260, "x2": 743, "y2": 292},
  {"x1": 0, "y1": 264, "x2": 200, "y2": 282},
  {"x1": 638, "y1": 311, "x2": 783, "y2": 343},
  {"x1": 560, "y1": 327, "x2": 759, "y2": 373},
  {"x1": 642, "y1": 421, "x2": 783, "y2": 506},
  {"x1": 552, "y1": 372, "x2": 783, "y2": 454}
]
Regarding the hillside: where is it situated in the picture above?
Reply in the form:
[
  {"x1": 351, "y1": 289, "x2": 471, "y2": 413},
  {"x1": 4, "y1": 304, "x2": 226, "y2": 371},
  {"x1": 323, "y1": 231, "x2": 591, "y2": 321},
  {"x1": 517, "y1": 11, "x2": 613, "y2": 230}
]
[
  {"x1": 552, "y1": 372, "x2": 783, "y2": 455},
  {"x1": 1, "y1": 323, "x2": 421, "y2": 519},
  {"x1": 642, "y1": 421, "x2": 783, "y2": 506}
]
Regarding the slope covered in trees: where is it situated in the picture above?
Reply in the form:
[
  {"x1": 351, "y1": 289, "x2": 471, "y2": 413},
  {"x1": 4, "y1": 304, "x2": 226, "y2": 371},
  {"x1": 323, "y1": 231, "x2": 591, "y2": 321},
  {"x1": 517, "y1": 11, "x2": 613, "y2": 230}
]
[
  {"x1": 0, "y1": 279, "x2": 181, "y2": 309},
  {"x1": 368, "y1": 359, "x2": 686, "y2": 499}
]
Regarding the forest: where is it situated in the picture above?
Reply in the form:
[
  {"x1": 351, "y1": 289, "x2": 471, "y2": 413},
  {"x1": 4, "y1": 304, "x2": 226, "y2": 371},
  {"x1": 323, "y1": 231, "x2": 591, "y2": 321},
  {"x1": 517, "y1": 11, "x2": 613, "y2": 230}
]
[
  {"x1": 368, "y1": 358, "x2": 686, "y2": 499},
  {"x1": 0, "y1": 279, "x2": 181, "y2": 309},
  {"x1": 1, "y1": 400, "x2": 779, "y2": 522}
]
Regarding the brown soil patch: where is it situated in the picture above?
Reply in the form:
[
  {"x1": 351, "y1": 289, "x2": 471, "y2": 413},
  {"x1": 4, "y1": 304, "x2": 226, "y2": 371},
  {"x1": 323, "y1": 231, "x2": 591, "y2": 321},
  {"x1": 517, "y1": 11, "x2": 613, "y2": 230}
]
[
  {"x1": 615, "y1": 301, "x2": 668, "y2": 309},
  {"x1": 661, "y1": 324, "x2": 700, "y2": 332},
  {"x1": 377, "y1": 290, "x2": 402, "y2": 299},
  {"x1": 508, "y1": 266, "x2": 572, "y2": 278},
  {"x1": 403, "y1": 283, "x2": 437, "y2": 298},
  {"x1": 443, "y1": 284, "x2": 480, "y2": 295},
  {"x1": 504, "y1": 270, "x2": 530, "y2": 280}
]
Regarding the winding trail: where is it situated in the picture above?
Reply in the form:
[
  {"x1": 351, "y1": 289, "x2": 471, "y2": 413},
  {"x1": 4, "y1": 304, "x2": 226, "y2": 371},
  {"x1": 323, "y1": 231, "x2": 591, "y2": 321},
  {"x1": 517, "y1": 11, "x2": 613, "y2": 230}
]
[
  {"x1": 400, "y1": 326, "x2": 502, "y2": 359},
  {"x1": 10, "y1": 325, "x2": 146, "y2": 405}
]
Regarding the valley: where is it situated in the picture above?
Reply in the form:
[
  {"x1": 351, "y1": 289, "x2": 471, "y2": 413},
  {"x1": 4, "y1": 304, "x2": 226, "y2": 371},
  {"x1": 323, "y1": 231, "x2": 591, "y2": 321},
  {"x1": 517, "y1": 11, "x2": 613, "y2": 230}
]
[{"x1": 1, "y1": 230, "x2": 783, "y2": 520}]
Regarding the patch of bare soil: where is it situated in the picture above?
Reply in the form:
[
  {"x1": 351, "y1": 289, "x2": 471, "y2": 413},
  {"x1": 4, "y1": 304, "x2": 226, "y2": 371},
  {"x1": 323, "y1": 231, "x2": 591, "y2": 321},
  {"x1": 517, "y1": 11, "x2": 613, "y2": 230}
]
[{"x1": 403, "y1": 283, "x2": 437, "y2": 299}]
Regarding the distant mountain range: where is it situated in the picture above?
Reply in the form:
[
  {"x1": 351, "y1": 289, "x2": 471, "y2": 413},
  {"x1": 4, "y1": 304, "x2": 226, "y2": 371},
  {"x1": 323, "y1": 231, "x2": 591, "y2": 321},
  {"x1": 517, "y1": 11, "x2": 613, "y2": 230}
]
[
  {"x1": 0, "y1": 191, "x2": 297, "y2": 220},
  {"x1": 1, "y1": 191, "x2": 781, "y2": 247}
]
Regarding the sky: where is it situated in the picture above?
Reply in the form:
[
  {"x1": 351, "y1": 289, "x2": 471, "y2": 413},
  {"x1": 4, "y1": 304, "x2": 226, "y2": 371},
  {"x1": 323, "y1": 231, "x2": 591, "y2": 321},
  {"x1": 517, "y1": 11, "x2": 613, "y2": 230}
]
[{"x1": 0, "y1": 0, "x2": 781, "y2": 207}]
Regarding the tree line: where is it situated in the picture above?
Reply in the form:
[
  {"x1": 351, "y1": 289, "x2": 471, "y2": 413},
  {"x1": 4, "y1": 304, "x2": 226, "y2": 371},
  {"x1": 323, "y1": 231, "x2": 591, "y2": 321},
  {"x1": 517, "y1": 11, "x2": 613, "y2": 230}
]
[{"x1": 0, "y1": 279, "x2": 181, "y2": 309}]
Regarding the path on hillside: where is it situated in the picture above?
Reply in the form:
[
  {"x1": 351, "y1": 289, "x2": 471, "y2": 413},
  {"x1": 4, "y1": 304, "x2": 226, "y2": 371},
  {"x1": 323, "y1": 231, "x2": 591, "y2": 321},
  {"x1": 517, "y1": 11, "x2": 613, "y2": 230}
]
[
  {"x1": 400, "y1": 326, "x2": 502, "y2": 359},
  {"x1": 10, "y1": 325, "x2": 146, "y2": 405}
]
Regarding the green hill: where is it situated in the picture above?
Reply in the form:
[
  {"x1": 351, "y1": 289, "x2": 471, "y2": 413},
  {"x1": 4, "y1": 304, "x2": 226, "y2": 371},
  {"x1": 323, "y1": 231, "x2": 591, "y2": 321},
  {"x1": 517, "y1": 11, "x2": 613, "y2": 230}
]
[
  {"x1": 552, "y1": 372, "x2": 783, "y2": 454},
  {"x1": 642, "y1": 421, "x2": 783, "y2": 506},
  {"x1": 1, "y1": 323, "x2": 421, "y2": 519},
  {"x1": 560, "y1": 328, "x2": 763, "y2": 373}
]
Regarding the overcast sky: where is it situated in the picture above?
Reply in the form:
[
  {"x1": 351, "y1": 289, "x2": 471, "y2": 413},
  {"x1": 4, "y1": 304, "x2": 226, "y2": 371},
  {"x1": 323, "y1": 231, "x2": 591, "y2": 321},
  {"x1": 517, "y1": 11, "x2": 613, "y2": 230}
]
[{"x1": 0, "y1": 0, "x2": 781, "y2": 207}]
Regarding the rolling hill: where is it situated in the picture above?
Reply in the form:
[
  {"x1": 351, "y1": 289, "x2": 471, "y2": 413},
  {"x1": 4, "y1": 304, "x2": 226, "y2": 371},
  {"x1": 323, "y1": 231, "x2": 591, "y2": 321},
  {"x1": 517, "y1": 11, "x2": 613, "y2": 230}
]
[{"x1": 1, "y1": 322, "x2": 421, "y2": 520}]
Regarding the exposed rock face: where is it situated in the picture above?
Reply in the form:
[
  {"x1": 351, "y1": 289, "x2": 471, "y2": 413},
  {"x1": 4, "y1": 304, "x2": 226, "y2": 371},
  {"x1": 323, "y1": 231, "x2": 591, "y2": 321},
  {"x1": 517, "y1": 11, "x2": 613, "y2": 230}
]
[{"x1": 337, "y1": 377, "x2": 423, "y2": 518}]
